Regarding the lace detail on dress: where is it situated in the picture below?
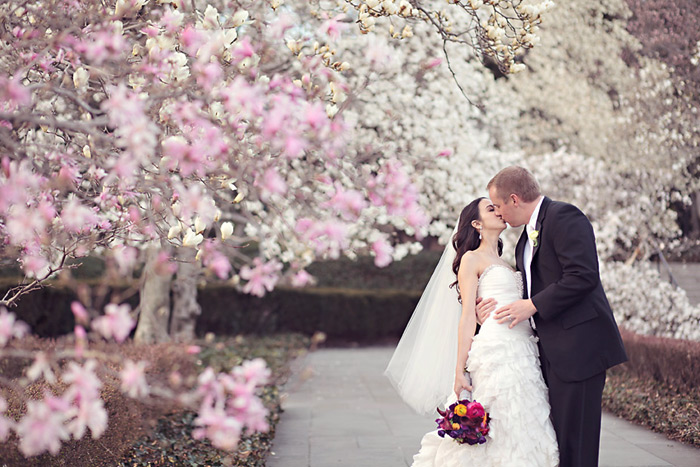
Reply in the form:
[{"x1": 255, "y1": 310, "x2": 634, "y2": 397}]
[{"x1": 514, "y1": 271, "x2": 524, "y2": 298}]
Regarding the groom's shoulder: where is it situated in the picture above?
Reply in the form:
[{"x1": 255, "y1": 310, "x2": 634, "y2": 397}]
[{"x1": 547, "y1": 199, "x2": 590, "y2": 221}]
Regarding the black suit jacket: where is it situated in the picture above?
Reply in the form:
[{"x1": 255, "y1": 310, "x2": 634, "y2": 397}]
[{"x1": 516, "y1": 197, "x2": 627, "y2": 382}]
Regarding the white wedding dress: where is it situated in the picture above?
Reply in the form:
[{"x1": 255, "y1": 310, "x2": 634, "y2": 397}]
[{"x1": 412, "y1": 264, "x2": 559, "y2": 467}]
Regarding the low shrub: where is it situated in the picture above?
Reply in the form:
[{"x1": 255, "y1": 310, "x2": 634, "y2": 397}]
[
  {"x1": 602, "y1": 330, "x2": 700, "y2": 446},
  {"x1": 617, "y1": 329, "x2": 700, "y2": 392},
  {"x1": 197, "y1": 285, "x2": 421, "y2": 343},
  {"x1": 306, "y1": 251, "x2": 441, "y2": 290}
]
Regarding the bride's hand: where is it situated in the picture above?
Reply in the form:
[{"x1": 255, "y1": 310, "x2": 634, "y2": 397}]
[{"x1": 454, "y1": 372, "x2": 472, "y2": 398}]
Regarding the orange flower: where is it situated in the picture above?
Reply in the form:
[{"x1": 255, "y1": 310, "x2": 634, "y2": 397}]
[
  {"x1": 454, "y1": 404, "x2": 467, "y2": 417},
  {"x1": 452, "y1": 422, "x2": 461, "y2": 430}
]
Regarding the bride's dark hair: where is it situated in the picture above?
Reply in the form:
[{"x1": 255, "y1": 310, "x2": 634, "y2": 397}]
[{"x1": 450, "y1": 197, "x2": 503, "y2": 297}]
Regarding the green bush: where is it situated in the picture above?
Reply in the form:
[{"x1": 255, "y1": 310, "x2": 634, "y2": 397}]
[
  {"x1": 1, "y1": 279, "x2": 421, "y2": 343},
  {"x1": 603, "y1": 330, "x2": 700, "y2": 446},
  {"x1": 307, "y1": 250, "x2": 441, "y2": 290},
  {"x1": 197, "y1": 285, "x2": 420, "y2": 342}
]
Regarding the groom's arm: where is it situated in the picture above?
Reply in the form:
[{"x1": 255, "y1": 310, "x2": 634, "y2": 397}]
[{"x1": 531, "y1": 203, "x2": 601, "y2": 321}]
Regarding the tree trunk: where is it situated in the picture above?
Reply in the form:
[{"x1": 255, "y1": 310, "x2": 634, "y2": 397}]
[
  {"x1": 134, "y1": 245, "x2": 173, "y2": 344},
  {"x1": 170, "y1": 248, "x2": 201, "y2": 342}
]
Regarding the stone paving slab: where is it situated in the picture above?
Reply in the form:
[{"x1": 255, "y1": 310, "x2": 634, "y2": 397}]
[
  {"x1": 267, "y1": 347, "x2": 700, "y2": 467},
  {"x1": 667, "y1": 262, "x2": 700, "y2": 305}
]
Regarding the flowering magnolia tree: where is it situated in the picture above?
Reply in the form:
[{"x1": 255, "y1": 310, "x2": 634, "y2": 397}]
[{"x1": 0, "y1": 0, "x2": 555, "y2": 458}]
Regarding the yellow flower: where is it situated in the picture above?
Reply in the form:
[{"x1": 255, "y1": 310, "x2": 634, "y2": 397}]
[
  {"x1": 454, "y1": 404, "x2": 467, "y2": 417},
  {"x1": 452, "y1": 422, "x2": 461, "y2": 430},
  {"x1": 528, "y1": 229, "x2": 539, "y2": 247}
]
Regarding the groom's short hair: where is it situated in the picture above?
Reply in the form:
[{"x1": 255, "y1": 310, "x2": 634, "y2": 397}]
[{"x1": 488, "y1": 166, "x2": 541, "y2": 202}]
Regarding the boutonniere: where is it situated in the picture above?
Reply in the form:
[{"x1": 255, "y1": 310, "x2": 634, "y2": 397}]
[{"x1": 528, "y1": 229, "x2": 539, "y2": 248}]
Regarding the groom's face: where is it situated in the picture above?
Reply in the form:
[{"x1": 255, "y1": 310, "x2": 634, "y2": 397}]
[{"x1": 488, "y1": 187, "x2": 523, "y2": 227}]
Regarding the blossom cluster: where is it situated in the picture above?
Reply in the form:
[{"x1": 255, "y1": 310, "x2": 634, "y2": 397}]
[
  {"x1": 0, "y1": 305, "x2": 271, "y2": 456},
  {"x1": 600, "y1": 262, "x2": 700, "y2": 341},
  {"x1": 348, "y1": 0, "x2": 555, "y2": 74}
]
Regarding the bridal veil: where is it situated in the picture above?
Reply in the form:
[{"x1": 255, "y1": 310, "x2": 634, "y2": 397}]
[{"x1": 384, "y1": 226, "x2": 463, "y2": 415}]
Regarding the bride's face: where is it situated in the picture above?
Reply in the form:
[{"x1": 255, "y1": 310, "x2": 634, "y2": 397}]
[{"x1": 479, "y1": 199, "x2": 507, "y2": 232}]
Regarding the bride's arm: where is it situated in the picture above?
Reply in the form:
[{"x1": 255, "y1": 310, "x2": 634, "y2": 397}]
[{"x1": 454, "y1": 253, "x2": 480, "y2": 397}]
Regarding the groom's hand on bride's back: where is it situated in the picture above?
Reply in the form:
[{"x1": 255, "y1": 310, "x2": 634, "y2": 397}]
[{"x1": 475, "y1": 297, "x2": 497, "y2": 324}]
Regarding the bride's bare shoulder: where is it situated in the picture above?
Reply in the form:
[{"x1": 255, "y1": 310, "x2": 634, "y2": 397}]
[{"x1": 457, "y1": 251, "x2": 483, "y2": 277}]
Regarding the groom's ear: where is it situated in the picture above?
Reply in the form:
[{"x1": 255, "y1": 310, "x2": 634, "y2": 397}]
[{"x1": 509, "y1": 193, "x2": 520, "y2": 206}]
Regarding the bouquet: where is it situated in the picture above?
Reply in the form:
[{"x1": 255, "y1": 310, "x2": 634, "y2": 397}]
[{"x1": 435, "y1": 399, "x2": 490, "y2": 445}]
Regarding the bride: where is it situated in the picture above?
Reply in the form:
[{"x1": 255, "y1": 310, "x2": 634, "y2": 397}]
[{"x1": 385, "y1": 197, "x2": 559, "y2": 466}]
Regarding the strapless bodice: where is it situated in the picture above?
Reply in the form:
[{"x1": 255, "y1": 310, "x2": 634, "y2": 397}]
[{"x1": 477, "y1": 264, "x2": 532, "y2": 337}]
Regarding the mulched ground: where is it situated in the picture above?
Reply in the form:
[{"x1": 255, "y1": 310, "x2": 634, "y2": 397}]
[
  {"x1": 0, "y1": 333, "x2": 309, "y2": 467},
  {"x1": 603, "y1": 368, "x2": 700, "y2": 447}
]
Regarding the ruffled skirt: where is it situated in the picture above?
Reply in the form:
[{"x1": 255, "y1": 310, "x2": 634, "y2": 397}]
[{"x1": 412, "y1": 329, "x2": 559, "y2": 467}]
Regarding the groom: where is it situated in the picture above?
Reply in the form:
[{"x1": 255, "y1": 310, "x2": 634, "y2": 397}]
[{"x1": 478, "y1": 166, "x2": 627, "y2": 467}]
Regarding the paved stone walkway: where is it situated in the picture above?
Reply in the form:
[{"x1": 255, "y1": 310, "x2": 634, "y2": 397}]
[
  {"x1": 267, "y1": 347, "x2": 700, "y2": 467},
  {"x1": 667, "y1": 262, "x2": 700, "y2": 305}
]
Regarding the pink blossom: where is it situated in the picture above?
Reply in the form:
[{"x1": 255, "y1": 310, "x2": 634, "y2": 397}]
[
  {"x1": 180, "y1": 25, "x2": 207, "y2": 55},
  {"x1": 160, "y1": 9, "x2": 184, "y2": 34},
  {"x1": 204, "y1": 251, "x2": 232, "y2": 279},
  {"x1": 193, "y1": 405, "x2": 243, "y2": 451},
  {"x1": 326, "y1": 185, "x2": 366, "y2": 219},
  {"x1": 0, "y1": 307, "x2": 29, "y2": 347},
  {"x1": 268, "y1": 13, "x2": 294, "y2": 39},
  {"x1": 291, "y1": 269, "x2": 314, "y2": 287},
  {"x1": 237, "y1": 396, "x2": 268, "y2": 431},
  {"x1": 57, "y1": 164, "x2": 80, "y2": 187},
  {"x1": 295, "y1": 218, "x2": 314, "y2": 234},
  {"x1": 92, "y1": 303, "x2": 135, "y2": 343},
  {"x1": 437, "y1": 149, "x2": 453, "y2": 157},
  {"x1": 63, "y1": 360, "x2": 102, "y2": 401},
  {"x1": 75, "y1": 27, "x2": 127, "y2": 65},
  {"x1": 0, "y1": 75, "x2": 31, "y2": 111},
  {"x1": 221, "y1": 76, "x2": 264, "y2": 116},
  {"x1": 372, "y1": 239, "x2": 394, "y2": 268},
  {"x1": 16, "y1": 399, "x2": 70, "y2": 456},
  {"x1": 154, "y1": 251, "x2": 178, "y2": 275},
  {"x1": 112, "y1": 244, "x2": 138, "y2": 276},
  {"x1": 68, "y1": 397, "x2": 107, "y2": 439},
  {"x1": 406, "y1": 209, "x2": 429, "y2": 231},
  {"x1": 120, "y1": 360, "x2": 149, "y2": 398},
  {"x1": 233, "y1": 358, "x2": 270, "y2": 385},
  {"x1": 176, "y1": 183, "x2": 217, "y2": 226},
  {"x1": 26, "y1": 352, "x2": 55, "y2": 383},
  {"x1": 239, "y1": 258, "x2": 282, "y2": 297},
  {"x1": 424, "y1": 57, "x2": 443, "y2": 69},
  {"x1": 260, "y1": 168, "x2": 287, "y2": 198},
  {"x1": 5, "y1": 205, "x2": 48, "y2": 245},
  {"x1": 21, "y1": 252, "x2": 50, "y2": 279},
  {"x1": 186, "y1": 345, "x2": 202, "y2": 355},
  {"x1": 61, "y1": 198, "x2": 98, "y2": 233},
  {"x1": 318, "y1": 14, "x2": 348, "y2": 41},
  {"x1": 231, "y1": 37, "x2": 255, "y2": 62},
  {"x1": 304, "y1": 102, "x2": 328, "y2": 130},
  {"x1": 194, "y1": 61, "x2": 222, "y2": 91},
  {"x1": 284, "y1": 135, "x2": 307, "y2": 158}
]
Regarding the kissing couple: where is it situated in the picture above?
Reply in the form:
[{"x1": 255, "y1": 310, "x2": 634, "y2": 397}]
[{"x1": 386, "y1": 166, "x2": 628, "y2": 467}]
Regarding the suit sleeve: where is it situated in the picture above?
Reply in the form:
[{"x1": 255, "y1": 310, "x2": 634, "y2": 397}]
[{"x1": 531, "y1": 204, "x2": 601, "y2": 321}]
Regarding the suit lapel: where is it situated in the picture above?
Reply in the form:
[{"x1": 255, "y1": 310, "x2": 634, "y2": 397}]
[
  {"x1": 530, "y1": 197, "x2": 551, "y2": 263},
  {"x1": 515, "y1": 228, "x2": 527, "y2": 273}
]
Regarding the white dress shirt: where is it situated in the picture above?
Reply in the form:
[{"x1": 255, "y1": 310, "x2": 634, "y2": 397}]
[{"x1": 523, "y1": 196, "x2": 544, "y2": 298}]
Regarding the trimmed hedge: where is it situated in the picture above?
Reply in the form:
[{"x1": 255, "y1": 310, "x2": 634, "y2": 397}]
[
  {"x1": 0, "y1": 279, "x2": 137, "y2": 338},
  {"x1": 603, "y1": 330, "x2": 700, "y2": 445},
  {"x1": 1, "y1": 280, "x2": 420, "y2": 343},
  {"x1": 197, "y1": 285, "x2": 420, "y2": 342},
  {"x1": 616, "y1": 329, "x2": 700, "y2": 392}
]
